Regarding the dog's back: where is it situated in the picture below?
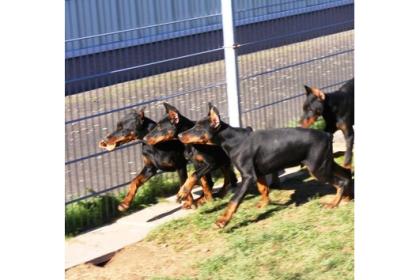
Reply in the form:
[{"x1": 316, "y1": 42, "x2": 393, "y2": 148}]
[{"x1": 233, "y1": 127, "x2": 331, "y2": 176}]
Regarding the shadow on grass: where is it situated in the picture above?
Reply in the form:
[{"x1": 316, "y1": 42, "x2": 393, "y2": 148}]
[
  {"x1": 224, "y1": 205, "x2": 286, "y2": 233},
  {"x1": 277, "y1": 168, "x2": 354, "y2": 207},
  {"x1": 271, "y1": 169, "x2": 337, "y2": 206},
  {"x1": 213, "y1": 167, "x2": 353, "y2": 232},
  {"x1": 200, "y1": 189, "x2": 260, "y2": 215},
  {"x1": 201, "y1": 169, "x2": 337, "y2": 216}
]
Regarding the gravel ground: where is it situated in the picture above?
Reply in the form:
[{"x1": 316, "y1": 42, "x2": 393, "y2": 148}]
[{"x1": 65, "y1": 30, "x2": 354, "y2": 201}]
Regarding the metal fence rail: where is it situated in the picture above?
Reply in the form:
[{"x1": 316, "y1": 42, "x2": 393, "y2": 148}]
[{"x1": 65, "y1": 0, "x2": 354, "y2": 234}]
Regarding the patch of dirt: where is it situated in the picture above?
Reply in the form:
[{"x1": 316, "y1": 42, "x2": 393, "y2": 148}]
[{"x1": 66, "y1": 239, "x2": 213, "y2": 280}]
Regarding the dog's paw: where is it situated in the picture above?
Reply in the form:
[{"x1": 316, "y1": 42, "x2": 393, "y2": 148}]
[
  {"x1": 196, "y1": 195, "x2": 212, "y2": 206},
  {"x1": 322, "y1": 202, "x2": 337, "y2": 209},
  {"x1": 181, "y1": 200, "x2": 197, "y2": 209},
  {"x1": 214, "y1": 217, "x2": 228, "y2": 229},
  {"x1": 181, "y1": 201, "x2": 192, "y2": 209},
  {"x1": 118, "y1": 203, "x2": 129, "y2": 212},
  {"x1": 176, "y1": 187, "x2": 189, "y2": 203}
]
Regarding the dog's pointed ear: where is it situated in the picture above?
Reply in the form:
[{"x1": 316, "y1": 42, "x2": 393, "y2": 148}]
[
  {"x1": 163, "y1": 103, "x2": 179, "y2": 124},
  {"x1": 163, "y1": 102, "x2": 177, "y2": 113},
  {"x1": 208, "y1": 102, "x2": 214, "y2": 112},
  {"x1": 209, "y1": 105, "x2": 220, "y2": 129},
  {"x1": 304, "y1": 85, "x2": 312, "y2": 96},
  {"x1": 304, "y1": 85, "x2": 325, "y2": 100},
  {"x1": 138, "y1": 107, "x2": 145, "y2": 119}
]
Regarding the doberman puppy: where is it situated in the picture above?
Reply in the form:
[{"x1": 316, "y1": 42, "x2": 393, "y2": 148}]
[
  {"x1": 177, "y1": 103, "x2": 352, "y2": 228},
  {"x1": 98, "y1": 108, "x2": 198, "y2": 211},
  {"x1": 301, "y1": 78, "x2": 354, "y2": 168},
  {"x1": 143, "y1": 103, "x2": 237, "y2": 205}
]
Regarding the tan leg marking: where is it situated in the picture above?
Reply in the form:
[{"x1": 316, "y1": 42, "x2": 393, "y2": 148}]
[
  {"x1": 215, "y1": 202, "x2": 239, "y2": 228},
  {"x1": 256, "y1": 177, "x2": 270, "y2": 208},
  {"x1": 177, "y1": 175, "x2": 198, "y2": 202}
]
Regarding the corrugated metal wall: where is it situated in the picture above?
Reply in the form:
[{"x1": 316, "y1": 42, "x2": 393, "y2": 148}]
[{"x1": 65, "y1": 0, "x2": 352, "y2": 57}]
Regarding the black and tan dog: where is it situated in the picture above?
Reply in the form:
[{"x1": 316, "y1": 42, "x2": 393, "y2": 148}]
[
  {"x1": 98, "y1": 108, "x2": 199, "y2": 210},
  {"x1": 143, "y1": 103, "x2": 237, "y2": 205},
  {"x1": 177, "y1": 103, "x2": 352, "y2": 228},
  {"x1": 301, "y1": 78, "x2": 354, "y2": 168}
]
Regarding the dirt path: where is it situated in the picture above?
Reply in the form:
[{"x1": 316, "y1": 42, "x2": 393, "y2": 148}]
[{"x1": 66, "y1": 239, "x2": 219, "y2": 280}]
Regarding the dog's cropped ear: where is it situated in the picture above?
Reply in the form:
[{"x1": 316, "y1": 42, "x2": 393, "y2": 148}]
[
  {"x1": 304, "y1": 85, "x2": 325, "y2": 100},
  {"x1": 304, "y1": 85, "x2": 312, "y2": 96},
  {"x1": 138, "y1": 107, "x2": 146, "y2": 119},
  {"x1": 163, "y1": 102, "x2": 178, "y2": 113},
  {"x1": 163, "y1": 103, "x2": 179, "y2": 124},
  {"x1": 209, "y1": 105, "x2": 220, "y2": 129}
]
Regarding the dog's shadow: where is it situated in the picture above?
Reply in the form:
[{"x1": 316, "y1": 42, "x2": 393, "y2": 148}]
[
  {"x1": 202, "y1": 169, "x2": 338, "y2": 214},
  {"x1": 199, "y1": 185, "x2": 263, "y2": 215},
  {"x1": 212, "y1": 167, "x2": 353, "y2": 231},
  {"x1": 223, "y1": 204, "x2": 286, "y2": 233},
  {"x1": 274, "y1": 170, "x2": 337, "y2": 207}
]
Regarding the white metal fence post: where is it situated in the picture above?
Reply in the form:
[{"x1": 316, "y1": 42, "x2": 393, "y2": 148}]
[{"x1": 221, "y1": 0, "x2": 242, "y2": 127}]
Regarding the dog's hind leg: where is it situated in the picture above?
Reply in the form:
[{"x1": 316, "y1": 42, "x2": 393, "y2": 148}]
[
  {"x1": 255, "y1": 177, "x2": 270, "y2": 208},
  {"x1": 324, "y1": 163, "x2": 352, "y2": 208}
]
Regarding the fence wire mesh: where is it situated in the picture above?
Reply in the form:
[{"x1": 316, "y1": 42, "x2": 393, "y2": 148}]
[{"x1": 65, "y1": 0, "x2": 353, "y2": 235}]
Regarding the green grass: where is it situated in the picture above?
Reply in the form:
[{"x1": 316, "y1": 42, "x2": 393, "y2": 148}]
[{"x1": 146, "y1": 159, "x2": 353, "y2": 280}]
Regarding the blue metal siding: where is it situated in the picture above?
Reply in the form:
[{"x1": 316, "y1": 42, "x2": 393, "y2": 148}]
[{"x1": 65, "y1": 0, "x2": 352, "y2": 58}]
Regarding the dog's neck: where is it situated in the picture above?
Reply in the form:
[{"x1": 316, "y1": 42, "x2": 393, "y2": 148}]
[
  {"x1": 136, "y1": 117, "x2": 156, "y2": 140},
  {"x1": 213, "y1": 122, "x2": 252, "y2": 155},
  {"x1": 322, "y1": 84, "x2": 353, "y2": 114},
  {"x1": 322, "y1": 92, "x2": 347, "y2": 122},
  {"x1": 176, "y1": 115, "x2": 196, "y2": 134}
]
